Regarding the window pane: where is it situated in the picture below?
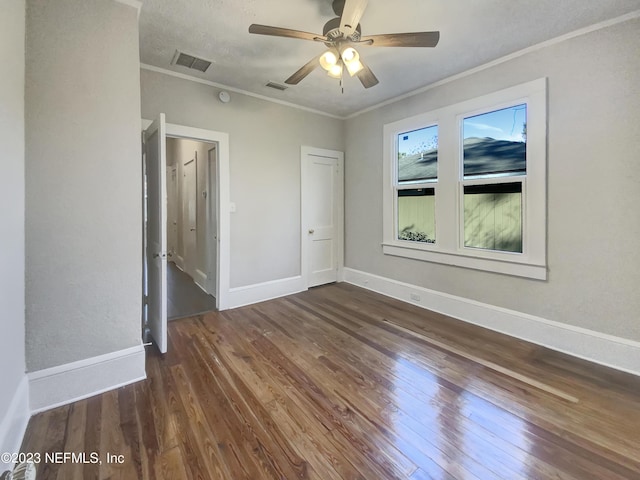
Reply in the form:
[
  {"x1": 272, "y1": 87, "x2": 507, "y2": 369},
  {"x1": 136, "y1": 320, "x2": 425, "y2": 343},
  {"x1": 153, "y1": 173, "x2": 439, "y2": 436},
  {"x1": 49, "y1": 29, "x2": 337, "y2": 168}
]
[
  {"x1": 463, "y1": 104, "x2": 526, "y2": 178},
  {"x1": 398, "y1": 188, "x2": 435, "y2": 243},
  {"x1": 398, "y1": 125, "x2": 438, "y2": 183},
  {"x1": 464, "y1": 183, "x2": 522, "y2": 253}
]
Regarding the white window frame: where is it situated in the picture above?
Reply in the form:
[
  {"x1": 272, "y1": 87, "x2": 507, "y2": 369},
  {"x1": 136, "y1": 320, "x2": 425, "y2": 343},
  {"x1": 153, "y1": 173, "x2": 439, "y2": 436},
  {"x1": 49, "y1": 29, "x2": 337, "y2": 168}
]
[{"x1": 382, "y1": 78, "x2": 547, "y2": 280}]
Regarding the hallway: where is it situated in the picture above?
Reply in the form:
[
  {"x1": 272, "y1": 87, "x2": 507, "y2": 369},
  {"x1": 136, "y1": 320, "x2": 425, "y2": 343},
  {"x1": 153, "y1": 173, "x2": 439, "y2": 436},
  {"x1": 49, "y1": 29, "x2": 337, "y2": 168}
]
[{"x1": 167, "y1": 261, "x2": 216, "y2": 320}]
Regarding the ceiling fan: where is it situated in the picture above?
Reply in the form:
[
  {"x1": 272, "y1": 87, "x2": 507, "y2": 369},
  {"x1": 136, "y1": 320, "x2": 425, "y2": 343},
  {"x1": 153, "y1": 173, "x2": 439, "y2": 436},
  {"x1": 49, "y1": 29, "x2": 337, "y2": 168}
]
[{"x1": 248, "y1": 0, "x2": 440, "y2": 89}]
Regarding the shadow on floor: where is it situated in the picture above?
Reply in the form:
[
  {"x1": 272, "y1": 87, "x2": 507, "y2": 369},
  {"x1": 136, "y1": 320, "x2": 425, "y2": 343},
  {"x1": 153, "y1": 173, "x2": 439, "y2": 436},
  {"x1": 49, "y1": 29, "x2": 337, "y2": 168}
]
[{"x1": 168, "y1": 261, "x2": 217, "y2": 320}]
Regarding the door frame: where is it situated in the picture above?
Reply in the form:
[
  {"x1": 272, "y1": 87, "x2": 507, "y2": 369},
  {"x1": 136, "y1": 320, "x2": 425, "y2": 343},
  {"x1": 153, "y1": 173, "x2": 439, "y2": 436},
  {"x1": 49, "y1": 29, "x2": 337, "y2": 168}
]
[
  {"x1": 143, "y1": 119, "x2": 230, "y2": 311},
  {"x1": 167, "y1": 123, "x2": 229, "y2": 310},
  {"x1": 300, "y1": 146, "x2": 344, "y2": 288},
  {"x1": 206, "y1": 145, "x2": 218, "y2": 296}
]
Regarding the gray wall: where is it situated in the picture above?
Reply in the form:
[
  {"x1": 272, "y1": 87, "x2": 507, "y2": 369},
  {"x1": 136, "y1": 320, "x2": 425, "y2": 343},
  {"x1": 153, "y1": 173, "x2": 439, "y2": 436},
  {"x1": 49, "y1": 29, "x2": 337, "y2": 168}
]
[
  {"x1": 0, "y1": 0, "x2": 26, "y2": 454},
  {"x1": 345, "y1": 18, "x2": 640, "y2": 341},
  {"x1": 25, "y1": 0, "x2": 143, "y2": 371},
  {"x1": 141, "y1": 69, "x2": 345, "y2": 288}
]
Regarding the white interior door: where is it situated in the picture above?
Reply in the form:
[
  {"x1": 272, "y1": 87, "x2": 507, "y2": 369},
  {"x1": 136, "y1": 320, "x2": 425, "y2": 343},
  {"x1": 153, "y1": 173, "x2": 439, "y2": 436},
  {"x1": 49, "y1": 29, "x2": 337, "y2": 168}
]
[
  {"x1": 144, "y1": 114, "x2": 168, "y2": 353},
  {"x1": 182, "y1": 158, "x2": 197, "y2": 278},
  {"x1": 301, "y1": 147, "x2": 344, "y2": 288}
]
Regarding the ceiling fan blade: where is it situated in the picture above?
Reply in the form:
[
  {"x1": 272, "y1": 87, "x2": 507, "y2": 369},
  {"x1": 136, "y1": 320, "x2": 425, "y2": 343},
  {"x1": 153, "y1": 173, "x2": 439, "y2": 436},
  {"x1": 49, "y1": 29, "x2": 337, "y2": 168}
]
[
  {"x1": 359, "y1": 31, "x2": 440, "y2": 47},
  {"x1": 340, "y1": 0, "x2": 368, "y2": 36},
  {"x1": 248, "y1": 24, "x2": 326, "y2": 42},
  {"x1": 285, "y1": 55, "x2": 322, "y2": 85},
  {"x1": 356, "y1": 61, "x2": 379, "y2": 89}
]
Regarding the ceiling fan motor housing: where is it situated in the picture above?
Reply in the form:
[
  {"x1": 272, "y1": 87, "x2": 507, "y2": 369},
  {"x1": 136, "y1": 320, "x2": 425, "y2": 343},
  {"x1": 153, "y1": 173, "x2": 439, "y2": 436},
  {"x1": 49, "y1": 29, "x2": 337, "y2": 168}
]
[{"x1": 323, "y1": 17, "x2": 361, "y2": 41}]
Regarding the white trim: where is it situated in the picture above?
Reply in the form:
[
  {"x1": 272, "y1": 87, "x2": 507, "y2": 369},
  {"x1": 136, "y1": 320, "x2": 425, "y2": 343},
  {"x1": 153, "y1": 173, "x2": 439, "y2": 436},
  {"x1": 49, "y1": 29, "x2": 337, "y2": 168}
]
[
  {"x1": 28, "y1": 345, "x2": 147, "y2": 414},
  {"x1": 347, "y1": 10, "x2": 640, "y2": 119},
  {"x1": 0, "y1": 376, "x2": 30, "y2": 471},
  {"x1": 112, "y1": 0, "x2": 142, "y2": 19},
  {"x1": 343, "y1": 268, "x2": 640, "y2": 376},
  {"x1": 226, "y1": 276, "x2": 307, "y2": 310},
  {"x1": 140, "y1": 64, "x2": 344, "y2": 120},
  {"x1": 194, "y1": 268, "x2": 208, "y2": 292},
  {"x1": 382, "y1": 244, "x2": 547, "y2": 280}
]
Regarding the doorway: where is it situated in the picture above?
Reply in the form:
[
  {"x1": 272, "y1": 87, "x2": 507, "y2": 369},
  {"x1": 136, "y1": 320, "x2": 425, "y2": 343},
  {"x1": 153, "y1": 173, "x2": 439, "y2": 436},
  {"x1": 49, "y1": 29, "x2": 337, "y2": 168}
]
[
  {"x1": 165, "y1": 137, "x2": 217, "y2": 320},
  {"x1": 143, "y1": 117, "x2": 230, "y2": 353}
]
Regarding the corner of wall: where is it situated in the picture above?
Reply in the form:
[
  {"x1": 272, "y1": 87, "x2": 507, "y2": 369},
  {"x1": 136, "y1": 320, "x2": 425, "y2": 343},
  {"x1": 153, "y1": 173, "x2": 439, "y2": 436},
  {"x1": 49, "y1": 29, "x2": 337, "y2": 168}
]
[{"x1": 0, "y1": 376, "x2": 30, "y2": 472}]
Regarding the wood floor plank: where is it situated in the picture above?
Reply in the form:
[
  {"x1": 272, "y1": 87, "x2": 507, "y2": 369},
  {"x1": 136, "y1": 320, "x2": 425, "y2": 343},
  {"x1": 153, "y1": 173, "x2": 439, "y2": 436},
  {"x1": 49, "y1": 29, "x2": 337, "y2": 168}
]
[
  {"x1": 57, "y1": 402, "x2": 87, "y2": 480},
  {"x1": 82, "y1": 395, "x2": 102, "y2": 480},
  {"x1": 154, "y1": 446, "x2": 189, "y2": 480},
  {"x1": 19, "y1": 283, "x2": 640, "y2": 480},
  {"x1": 132, "y1": 380, "x2": 158, "y2": 480}
]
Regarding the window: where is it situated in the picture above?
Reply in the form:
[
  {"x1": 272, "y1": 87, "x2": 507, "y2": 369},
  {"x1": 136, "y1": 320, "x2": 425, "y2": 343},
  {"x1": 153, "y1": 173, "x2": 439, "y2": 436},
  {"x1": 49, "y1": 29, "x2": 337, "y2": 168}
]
[
  {"x1": 382, "y1": 79, "x2": 547, "y2": 279},
  {"x1": 462, "y1": 104, "x2": 526, "y2": 254},
  {"x1": 396, "y1": 125, "x2": 438, "y2": 244}
]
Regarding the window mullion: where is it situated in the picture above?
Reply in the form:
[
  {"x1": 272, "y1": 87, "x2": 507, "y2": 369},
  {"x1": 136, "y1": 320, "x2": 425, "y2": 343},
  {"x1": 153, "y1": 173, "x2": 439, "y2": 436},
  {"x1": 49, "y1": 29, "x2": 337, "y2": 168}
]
[{"x1": 434, "y1": 114, "x2": 458, "y2": 251}]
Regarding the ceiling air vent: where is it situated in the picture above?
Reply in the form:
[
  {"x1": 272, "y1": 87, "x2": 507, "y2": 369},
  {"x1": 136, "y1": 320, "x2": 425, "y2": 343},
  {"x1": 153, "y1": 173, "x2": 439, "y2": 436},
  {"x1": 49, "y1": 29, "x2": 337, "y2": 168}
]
[
  {"x1": 172, "y1": 50, "x2": 212, "y2": 73},
  {"x1": 265, "y1": 82, "x2": 288, "y2": 91}
]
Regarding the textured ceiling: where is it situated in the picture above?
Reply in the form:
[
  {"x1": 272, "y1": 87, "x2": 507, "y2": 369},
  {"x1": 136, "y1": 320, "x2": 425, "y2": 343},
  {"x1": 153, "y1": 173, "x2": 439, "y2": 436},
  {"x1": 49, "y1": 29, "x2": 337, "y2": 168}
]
[{"x1": 138, "y1": 0, "x2": 640, "y2": 117}]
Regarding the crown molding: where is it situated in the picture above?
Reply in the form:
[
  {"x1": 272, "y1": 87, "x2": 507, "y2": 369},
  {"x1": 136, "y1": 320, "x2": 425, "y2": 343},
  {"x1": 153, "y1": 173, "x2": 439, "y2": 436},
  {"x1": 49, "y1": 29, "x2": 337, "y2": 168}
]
[
  {"x1": 346, "y1": 9, "x2": 640, "y2": 119},
  {"x1": 140, "y1": 64, "x2": 346, "y2": 120}
]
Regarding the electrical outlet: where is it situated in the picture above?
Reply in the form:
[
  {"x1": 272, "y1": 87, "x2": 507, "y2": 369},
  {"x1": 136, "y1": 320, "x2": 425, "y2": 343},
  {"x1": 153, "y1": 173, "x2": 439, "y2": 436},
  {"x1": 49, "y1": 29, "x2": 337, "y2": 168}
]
[{"x1": 410, "y1": 293, "x2": 421, "y2": 302}]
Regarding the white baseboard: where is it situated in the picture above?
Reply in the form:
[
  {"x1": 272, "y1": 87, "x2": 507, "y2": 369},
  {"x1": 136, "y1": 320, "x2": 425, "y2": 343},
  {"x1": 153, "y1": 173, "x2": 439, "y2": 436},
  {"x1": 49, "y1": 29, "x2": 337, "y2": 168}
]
[
  {"x1": 0, "y1": 376, "x2": 30, "y2": 472},
  {"x1": 225, "y1": 275, "x2": 306, "y2": 310},
  {"x1": 194, "y1": 268, "x2": 208, "y2": 292},
  {"x1": 343, "y1": 268, "x2": 640, "y2": 376},
  {"x1": 28, "y1": 345, "x2": 147, "y2": 414}
]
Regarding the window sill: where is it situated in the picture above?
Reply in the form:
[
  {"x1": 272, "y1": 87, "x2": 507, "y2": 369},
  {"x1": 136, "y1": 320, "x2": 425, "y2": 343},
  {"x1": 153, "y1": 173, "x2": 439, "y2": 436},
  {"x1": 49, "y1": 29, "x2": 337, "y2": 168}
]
[{"x1": 382, "y1": 243, "x2": 547, "y2": 280}]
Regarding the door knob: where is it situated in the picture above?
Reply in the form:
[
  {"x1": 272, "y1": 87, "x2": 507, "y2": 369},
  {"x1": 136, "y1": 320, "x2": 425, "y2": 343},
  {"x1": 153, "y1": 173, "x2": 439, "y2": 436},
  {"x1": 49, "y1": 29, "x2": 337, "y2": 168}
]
[
  {"x1": 308, "y1": 229, "x2": 315, "y2": 234},
  {"x1": 190, "y1": 228, "x2": 196, "y2": 231}
]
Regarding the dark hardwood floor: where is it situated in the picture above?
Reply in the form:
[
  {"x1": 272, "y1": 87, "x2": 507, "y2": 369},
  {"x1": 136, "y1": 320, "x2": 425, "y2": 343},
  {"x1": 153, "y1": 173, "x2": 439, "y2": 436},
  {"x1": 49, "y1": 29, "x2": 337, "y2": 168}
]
[
  {"x1": 167, "y1": 261, "x2": 217, "y2": 320},
  {"x1": 21, "y1": 283, "x2": 640, "y2": 479}
]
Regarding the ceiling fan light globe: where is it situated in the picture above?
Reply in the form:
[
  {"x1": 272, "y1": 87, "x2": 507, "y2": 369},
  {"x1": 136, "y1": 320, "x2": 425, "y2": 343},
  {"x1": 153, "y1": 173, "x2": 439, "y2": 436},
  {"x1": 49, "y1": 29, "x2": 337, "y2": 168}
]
[
  {"x1": 319, "y1": 50, "x2": 339, "y2": 71},
  {"x1": 341, "y1": 47, "x2": 358, "y2": 63},
  {"x1": 345, "y1": 58, "x2": 363, "y2": 76},
  {"x1": 327, "y1": 63, "x2": 343, "y2": 79}
]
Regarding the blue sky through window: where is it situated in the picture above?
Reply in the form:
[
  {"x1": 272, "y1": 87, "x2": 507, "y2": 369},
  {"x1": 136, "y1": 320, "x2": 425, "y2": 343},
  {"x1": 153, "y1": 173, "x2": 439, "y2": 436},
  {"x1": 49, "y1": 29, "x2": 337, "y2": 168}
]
[{"x1": 464, "y1": 104, "x2": 527, "y2": 142}]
